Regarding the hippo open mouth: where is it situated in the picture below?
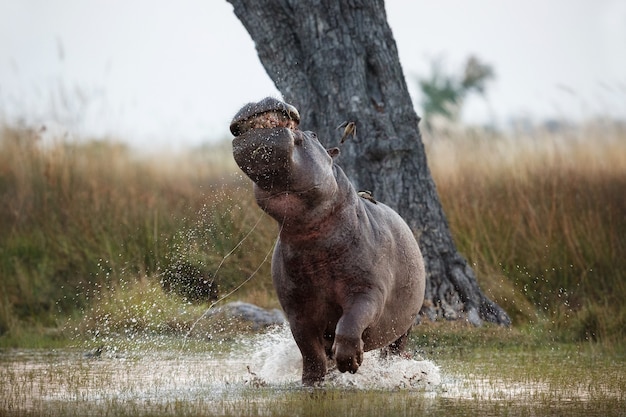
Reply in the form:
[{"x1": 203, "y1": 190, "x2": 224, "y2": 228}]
[
  {"x1": 230, "y1": 98, "x2": 306, "y2": 192},
  {"x1": 230, "y1": 97, "x2": 300, "y2": 137}
]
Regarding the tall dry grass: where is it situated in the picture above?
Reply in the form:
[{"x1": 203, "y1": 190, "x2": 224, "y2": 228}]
[
  {"x1": 0, "y1": 126, "x2": 275, "y2": 341},
  {"x1": 0, "y1": 120, "x2": 624, "y2": 347},
  {"x1": 426, "y1": 120, "x2": 626, "y2": 344}
]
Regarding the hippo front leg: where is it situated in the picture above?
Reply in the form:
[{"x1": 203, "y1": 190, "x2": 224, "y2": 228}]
[
  {"x1": 333, "y1": 333, "x2": 364, "y2": 374},
  {"x1": 333, "y1": 297, "x2": 380, "y2": 374},
  {"x1": 290, "y1": 325, "x2": 328, "y2": 385}
]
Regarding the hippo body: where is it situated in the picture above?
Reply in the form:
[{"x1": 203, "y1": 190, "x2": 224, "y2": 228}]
[{"x1": 230, "y1": 98, "x2": 425, "y2": 385}]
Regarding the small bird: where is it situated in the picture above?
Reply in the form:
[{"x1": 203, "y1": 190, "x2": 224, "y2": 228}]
[
  {"x1": 337, "y1": 121, "x2": 357, "y2": 144},
  {"x1": 358, "y1": 190, "x2": 377, "y2": 204}
]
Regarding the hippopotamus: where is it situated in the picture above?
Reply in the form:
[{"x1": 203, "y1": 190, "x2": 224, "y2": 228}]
[{"x1": 230, "y1": 97, "x2": 425, "y2": 385}]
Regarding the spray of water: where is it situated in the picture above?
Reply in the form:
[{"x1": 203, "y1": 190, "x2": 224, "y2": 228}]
[
  {"x1": 180, "y1": 210, "x2": 274, "y2": 348},
  {"x1": 240, "y1": 325, "x2": 441, "y2": 390}
]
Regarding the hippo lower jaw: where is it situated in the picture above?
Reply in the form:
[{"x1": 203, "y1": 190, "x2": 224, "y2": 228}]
[{"x1": 232, "y1": 127, "x2": 295, "y2": 190}]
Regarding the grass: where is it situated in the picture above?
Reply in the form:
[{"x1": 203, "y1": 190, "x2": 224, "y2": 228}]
[
  {"x1": 0, "y1": 119, "x2": 625, "y2": 352},
  {"x1": 0, "y1": 126, "x2": 276, "y2": 345}
]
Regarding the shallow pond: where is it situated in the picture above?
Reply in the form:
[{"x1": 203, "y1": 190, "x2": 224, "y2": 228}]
[{"x1": 1, "y1": 327, "x2": 624, "y2": 416}]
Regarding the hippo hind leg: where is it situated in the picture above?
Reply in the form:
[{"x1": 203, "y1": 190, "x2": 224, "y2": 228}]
[
  {"x1": 324, "y1": 331, "x2": 334, "y2": 359},
  {"x1": 380, "y1": 327, "x2": 412, "y2": 358}
]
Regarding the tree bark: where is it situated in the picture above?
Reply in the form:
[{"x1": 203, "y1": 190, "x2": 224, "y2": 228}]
[{"x1": 227, "y1": 0, "x2": 510, "y2": 326}]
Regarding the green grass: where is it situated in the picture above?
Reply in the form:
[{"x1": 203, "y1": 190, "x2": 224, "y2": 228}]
[{"x1": 0, "y1": 120, "x2": 625, "y2": 351}]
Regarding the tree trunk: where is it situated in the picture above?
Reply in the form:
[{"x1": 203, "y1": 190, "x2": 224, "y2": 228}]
[{"x1": 227, "y1": 0, "x2": 510, "y2": 326}]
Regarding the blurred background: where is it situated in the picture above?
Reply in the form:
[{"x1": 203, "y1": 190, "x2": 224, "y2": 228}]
[
  {"x1": 0, "y1": 0, "x2": 624, "y2": 347},
  {"x1": 1, "y1": 0, "x2": 625, "y2": 148}
]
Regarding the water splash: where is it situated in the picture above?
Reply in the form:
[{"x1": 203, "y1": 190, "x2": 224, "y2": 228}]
[
  {"x1": 181, "y1": 210, "x2": 274, "y2": 349},
  {"x1": 241, "y1": 325, "x2": 441, "y2": 390}
]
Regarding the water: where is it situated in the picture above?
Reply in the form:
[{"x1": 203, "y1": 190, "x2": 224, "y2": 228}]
[
  {"x1": 0, "y1": 327, "x2": 437, "y2": 416},
  {"x1": 1, "y1": 327, "x2": 623, "y2": 416}
]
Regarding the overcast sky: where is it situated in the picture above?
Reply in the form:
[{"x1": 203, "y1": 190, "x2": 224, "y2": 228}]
[{"x1": 1, "y1": 0, "x2": 625, "y2": 148}]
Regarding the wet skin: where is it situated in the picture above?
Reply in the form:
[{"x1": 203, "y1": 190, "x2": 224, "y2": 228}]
[{"x1": 231, "y1": 97, "x2": 425, "y2": 385}]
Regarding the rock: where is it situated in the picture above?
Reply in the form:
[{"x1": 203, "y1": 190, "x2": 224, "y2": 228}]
[{"x1": 211, "y1": 301, "x2": 286, "y2": 330}]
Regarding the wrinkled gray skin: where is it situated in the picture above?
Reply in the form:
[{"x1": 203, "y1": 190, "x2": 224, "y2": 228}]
[{"x1": 230, "y1": 97, "x2": 425, "y2": 385}]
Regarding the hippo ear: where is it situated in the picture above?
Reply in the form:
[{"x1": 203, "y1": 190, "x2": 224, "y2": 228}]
[{"x1": 327, "y1": 147, "x2": 340, "y2": 158}]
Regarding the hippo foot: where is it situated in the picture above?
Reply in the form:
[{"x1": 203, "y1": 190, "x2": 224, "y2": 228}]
[
  {"x1": 333, "y1": 335, "x2": 364, "y2": 374},
  {"x1": 302, "y1": 369, "x2": 328, "y2": 386},
  {"x1": 301, "y1": 358, "x2": 328, "y2": 386},
  {"x1": 302, "y1": 375, "x2": 325, "y2": 386},
  {"x1": 379, "y1": 330, "x2": 410, "y2": 358}
]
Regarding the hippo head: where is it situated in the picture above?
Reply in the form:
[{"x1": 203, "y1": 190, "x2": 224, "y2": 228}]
[{"x1": 230, "y1": 97, "x2": 340, "y2": 219}]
